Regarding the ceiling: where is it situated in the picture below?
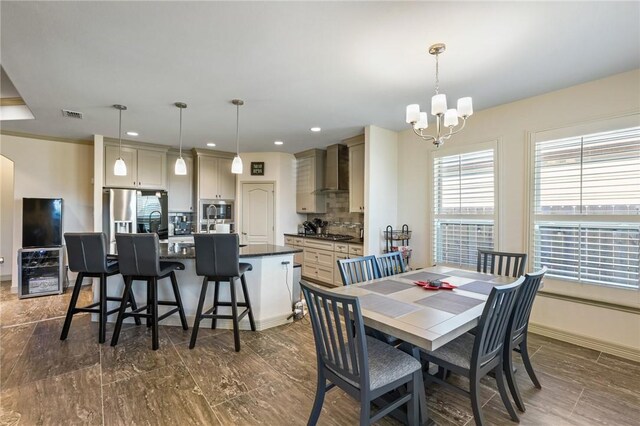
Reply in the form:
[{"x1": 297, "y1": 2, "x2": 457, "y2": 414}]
[{"x1": 1, "y1": 1, "x2": 638, "y2": 153}]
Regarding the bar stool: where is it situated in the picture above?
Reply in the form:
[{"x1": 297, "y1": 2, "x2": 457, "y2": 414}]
[
  {"x1": 110, "y1": 233, "x2": 188, "y2": 350},
  {"x1": 190, "y1": 233, "x2": 255, "y2": 351},
  {"x1": 61, "y1": 232, "x2": 141, "y2": 344}
]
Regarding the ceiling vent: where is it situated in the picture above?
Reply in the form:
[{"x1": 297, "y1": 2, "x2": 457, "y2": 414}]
[{"x1": 61, "y1": 109, "x2": 83, "y2": 119}]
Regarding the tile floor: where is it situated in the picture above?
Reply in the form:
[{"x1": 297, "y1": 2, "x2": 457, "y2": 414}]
[{"x1": 0, "y1": 281, "x2": 638, "y2": 425}]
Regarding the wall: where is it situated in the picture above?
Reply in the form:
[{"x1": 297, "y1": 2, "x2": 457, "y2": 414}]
[
  {"x1": 235, "y1": 152, "x2": 303, "y2": 245},
  {"x1": 396, "y1": 69, "x2": 640, "y2": 355},
  {"x1": 0, "y1": 134, "x2": 94, "y2": 289},
  {"x1": 305, "y1": 192, "x2": 364, "y2": 239},
  {"x1": 0, "y1": 155, "x2": 15, "y2": 280}
]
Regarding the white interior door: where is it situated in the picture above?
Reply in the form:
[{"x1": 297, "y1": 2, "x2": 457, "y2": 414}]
[{"x1": 241, "y1": 183, "x2": 274, "y2": 245}]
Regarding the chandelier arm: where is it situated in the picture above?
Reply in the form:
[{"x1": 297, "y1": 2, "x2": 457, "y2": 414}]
[
  {"x1": 413, "y1": 127, "x2": 437, "y2": 143},
  {"x1": 446, "y1": 117, "x2": 467, "y2": 137}
]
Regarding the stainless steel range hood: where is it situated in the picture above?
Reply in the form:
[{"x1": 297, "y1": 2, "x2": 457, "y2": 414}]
[{"x1": 316, "y1": 144, "x2": 349, "y2": 193}]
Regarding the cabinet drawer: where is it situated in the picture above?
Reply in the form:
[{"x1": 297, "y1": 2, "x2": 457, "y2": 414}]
[
  {"x1": 316, "y1": 250, "x2": 334, "y2": 268},
  {"x1": 294, "y1": 238, "x2": 305, "y2": 246},
  {"x1": 302, "y1": 263, "x2": 317, "y2": 278},
  {"x1": 348, "y1": 244, "x2": 363, "y2": 257},
  {"x1": 303, "y1": 248, "x2": 319, "y2": 264},
  {"x1": 316, "y1": 265, "x2": 334, "y2": 285},
  {"x1": 334, "y1": 253, "x2": 349, "y2": 285},
  {"x1": 334, "y1": 243, "x2": 349, "y2": 254},
  {"x1": 284, "y1": 236, "x2": 296, "y2": 246},
  {"x1": 304, "y1": 239, "x2": 335, "y2": 251}
]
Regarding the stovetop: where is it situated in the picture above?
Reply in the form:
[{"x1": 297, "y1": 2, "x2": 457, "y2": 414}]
[{"x1": 304, "y1": 233, "x2": 354, "y2": 241}]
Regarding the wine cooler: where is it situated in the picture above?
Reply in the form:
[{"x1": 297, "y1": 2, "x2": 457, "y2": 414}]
[{"x1": 18, "y1": 247, "x2": 65, "y2": 298}]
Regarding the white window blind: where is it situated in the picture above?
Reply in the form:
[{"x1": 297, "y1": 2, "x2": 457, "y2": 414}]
[
  {"x1": 532, "y1": 126, "x2": 640, "y2": 289},
  {"x1": 433, "y1": 148, "x2": 496, "y2": 267}
]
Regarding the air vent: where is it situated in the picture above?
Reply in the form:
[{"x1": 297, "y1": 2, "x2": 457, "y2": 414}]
[{"x1": 61, "y1": 109, "x2": 83, "y2": 119}]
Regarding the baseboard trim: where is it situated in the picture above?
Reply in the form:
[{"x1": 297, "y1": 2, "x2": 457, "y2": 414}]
[
  {"x1": 528, "y1": 322, "x2": 640, "y2": 363},
  {"x1": 0, "y1": 274, "x2": 11, "y2": 282}
]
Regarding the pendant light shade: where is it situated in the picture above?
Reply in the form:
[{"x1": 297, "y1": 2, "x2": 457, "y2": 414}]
[
  {"x1": 231, "y1": 99, "x2": 244, "y2": 175},
  {"x1": 174, "y1": 102, "x2": 188, "y2": 175},
  {"x1": 113, "y1": 104, "x2": 128, "y2": 176}
]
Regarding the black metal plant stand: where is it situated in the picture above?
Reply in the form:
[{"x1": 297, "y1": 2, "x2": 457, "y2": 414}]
[{"x1": 384, "y1": 224, "x2": 412, "y2": 268}]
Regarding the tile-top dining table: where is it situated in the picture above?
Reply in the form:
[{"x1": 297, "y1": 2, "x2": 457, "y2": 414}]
[{"x1": 327, "y1": 265, "x2": 518, "y2": 425}]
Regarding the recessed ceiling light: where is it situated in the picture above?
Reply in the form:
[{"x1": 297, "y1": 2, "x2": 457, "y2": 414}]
[
  {"x1": 274, "y1": 141, "x2": 284, "y2": 145},
  {"x1": 206, "y1": 142, "x2": 216, "y2": 147},
  {"x1": 126, "y1": 131, "x2": 139, "y2": 136},
  {"x1": 310, "y1": 127, "x2": 321, "y2": 132}
]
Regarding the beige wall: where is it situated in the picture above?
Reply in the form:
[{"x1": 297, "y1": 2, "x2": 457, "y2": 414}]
[
  {"x1": 0, "y1": 155, "x2": 15, "y2": 279},
  {"x1": 0, "y1": 134, "x2": 94, "y2": 289},
  {"x1": 396, "y1": 69, "x2": 640, "y2": 355}
]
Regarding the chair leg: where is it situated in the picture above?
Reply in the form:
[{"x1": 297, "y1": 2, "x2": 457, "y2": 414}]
[
  {"x1": 307, "y1": 369, "x2": 326, "y2": 426},
  {"x1": 495, "y1": 366, "x2": 519, "y2": 423},
  {"x1": 189, "y1": 277, "x2": 209, "y2": 350},
  {"x1": 407, "y1": 372, "x2": 420, "y2": 426},
  {"x1": 211, "y1": 281, "x2": 220, "y2": 329},
  {"x1": 230, "y1": 278, "x2": 241, "y2": 352},
  {"x1": 110, "y1": 276, "x2": 132, "y2": 347},
  {"x1": 359, "y1": 394, "x2": 371, "y2": 426},
  {"x1": 146, "y1": 279, "x2": 152, "y2": 328},
  {"x1": 520, "y1": 339, "x2": 541, "y2": 389},
  {"x1": 470, "y1": 374, "x2": 486, "y2": 426},
  {"x1": 99, "y1": 274, "x2": 107, "y2": 344},
  {"x1": 170, "y1": 271, "x2": 188, "y2": 330},
  {"x1": 504, "y1": 347, "x2": 526, "y2": 412},
  {"x1": 128, "y1": 287, "x2": 142, "y2": 326},
  {"x1": 240, "y1": 274, "x2": 256, "y2": 331},
  {"x1": 60, "y1": 273, "x2": 84, "y2": 341},
  {"x1": 151, "y1": 277, "x2": 159, "y2": 350}
]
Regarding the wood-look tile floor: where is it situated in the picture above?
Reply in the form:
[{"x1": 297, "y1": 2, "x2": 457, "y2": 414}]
[{"x1": 1, "y1": 281, "x2": 638, "y2": 425}]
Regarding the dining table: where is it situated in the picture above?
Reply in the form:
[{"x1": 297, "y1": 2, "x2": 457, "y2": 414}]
[{"x1": 327, "y1": 265, "x2": 519, "y2": 425}]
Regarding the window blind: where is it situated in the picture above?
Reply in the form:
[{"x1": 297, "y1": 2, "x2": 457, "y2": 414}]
[
  {"x1": 433, "y1": 148, "x2": 495, "y2": 267},
  {"x1": 532, "y1": 126, "x2": 640, "y2": 289}
]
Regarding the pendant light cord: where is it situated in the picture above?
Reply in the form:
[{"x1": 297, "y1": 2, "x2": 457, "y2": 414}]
[
  {"x1": 118, "y1": 108, "x2": 123, "y2": 157},
  {"x1": 179, "y1": 106, "x2": 183, "y2": 157},
  {"x1": 235, "y1": 103, "x2": 240, "y2": 155}
]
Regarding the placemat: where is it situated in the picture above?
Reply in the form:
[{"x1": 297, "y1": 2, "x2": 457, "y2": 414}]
[
  {"x1": 450, "y1": 270, "x2": 493, "y2": 281},
  {"x1": 360, "y1": 280, "x2": 414, "y2": 295},
  {"x1": 458, "y1": 281, "x2": 496, "y2": 295},
  {"x1": 415, "y1": 292, "x2": 484, "y2": 315},
  {"x1": 402, "y1": 271, "x2": 449, "y2": 282},
  {"x1": 358, "y1": 293, "x2": 420, "y2": 318}
]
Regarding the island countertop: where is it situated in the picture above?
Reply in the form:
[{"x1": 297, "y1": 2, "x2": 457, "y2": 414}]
[{"x1": 108, "y1": 242, "x2": 302, "y2": 260}]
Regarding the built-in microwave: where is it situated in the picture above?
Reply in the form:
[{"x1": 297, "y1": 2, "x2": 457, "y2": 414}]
[{"x1": 201, "y1": 200, "x2": 233, "y2": 221}]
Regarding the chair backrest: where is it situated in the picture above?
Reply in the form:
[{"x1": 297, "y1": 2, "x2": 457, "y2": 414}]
[
  {"x1": 337, "y1": 255, "x2": 381, "y2": 285},
  {"x1": 477, "y1": 250, "x2": 527, "y2": 277},
  {"x1": 376, "y1": 252, "x2": 405, "y2": 277},
  {"x1": 64, "y1": 232, "x2": 110, "y2": 273},
  {"x1": 301, "y1": 280, "x2": 369, "y2": 390},
  {"x1": 507, "y1": 267, "x2": 546, "y2": 342},
  {"x1": 472, "y1": 276, "x2": 524, "y2": 368},
  {"x1": 115, "y1": 233, "x2": 161, "y2": 276},
  {"x1": 193, "y1": 233, "x2": 240, "y2": 278}
]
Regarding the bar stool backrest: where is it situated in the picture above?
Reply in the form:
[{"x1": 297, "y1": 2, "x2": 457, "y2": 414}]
[
  {"x1": 376, "y1": 252, "x2": 405, "y2": 277},
  {"x1": 115, "y1": 233, "x2": 161, "y2": 276},
  {"x1": 193, "y1": 233, "x2": 240, "y2": 278},
  {"x1": 64, "y1": 232, "x2": 110, "y2": 273},
  {"x1": 337, "y1": 255, "x2": 381, "y2": 285},
  {"x1": 507, "y1": 267, "x2": 546, "y2": 342}
]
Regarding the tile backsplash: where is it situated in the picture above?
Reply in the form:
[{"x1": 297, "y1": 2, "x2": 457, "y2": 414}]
[{"x1": 306, "y1": 192, "x2": 364, "y2": 238}]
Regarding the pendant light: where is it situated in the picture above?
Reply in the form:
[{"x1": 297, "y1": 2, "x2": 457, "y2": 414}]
[
  {"x1": 231, "y1": 99, "x2": 244, "y2": 174},
  {"x1": 174, "y1": 102, "x2": 187, "y2": 175},
  {"x1": 113, "y1": 104, "x2": 127, "y2": 176}
]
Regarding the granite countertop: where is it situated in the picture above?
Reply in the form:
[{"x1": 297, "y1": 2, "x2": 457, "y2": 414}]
[
  {"x1": 284, "y1": 233, "x2": 364, "y2": 245},
  {"x1": 109, "y1": 242, "x2": 302, "y2": 260}
]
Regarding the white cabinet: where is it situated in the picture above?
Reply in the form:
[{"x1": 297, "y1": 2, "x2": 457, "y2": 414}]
[
  {"x1": 217, "y1": 158, "x2": 235, "y2": 200},
  {"x1": 167, "y1": 153, "x2": 193, "y2": 212},
  {"x1": 104, "y1": 145, "x2": 167, "y2": 189},
  {"x1": 348, "y1": 140, "x2": 365, "y2": 213},
  {"x1": 295, "y1": 149, "x2": 326, "y2": 213},
  {"x1": 197, "y1": 155, "x2": 236, "y2": 201}
]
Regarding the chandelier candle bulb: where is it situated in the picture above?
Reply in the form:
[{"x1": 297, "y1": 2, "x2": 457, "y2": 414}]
[
  {"x1": 414, "y1": 112, "x2": 428, "y2": 130},
  {"x1": 406, "y1": 104, "x2": 420, "y2": 123},
  {"x1": 457, "y1": 97, "x2": 473, "y2": 117},
  {"x1": 444, "y1": 109, "x2": 459, "y2": 127},
  {"x1": 431, "y1": 94, "x2": 447, "y2": 115}
]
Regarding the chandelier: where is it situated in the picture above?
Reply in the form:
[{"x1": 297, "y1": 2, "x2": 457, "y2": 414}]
[{"x1": 405, "y1": 43, "x2": 473, "y2": 147}]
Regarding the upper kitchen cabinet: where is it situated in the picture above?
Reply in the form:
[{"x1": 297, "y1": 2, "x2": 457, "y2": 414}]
[
  {"x1": 167, "y1": 152, "x2": 193, "y2": 212},
  {"x1": 295, "y1": 149, "x2": 326, "y2": 213},
  {"x1": 193, "y1": 149, "x2": 236, "y2": 201},
  {"x1": 104, "y1": 143, "x2": 167, "y2": 189},
  {"x1": 346, "y1": 135, "x2": 365, "y2": 213}
]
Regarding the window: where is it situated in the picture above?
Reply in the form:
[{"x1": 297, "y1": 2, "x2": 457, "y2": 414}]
[
  {"x1": 532, "y1": 126, "x2": 640, "y2": 289},
  {"x1": 433, "y1": 147, "x2": 496, "y2": 267}
]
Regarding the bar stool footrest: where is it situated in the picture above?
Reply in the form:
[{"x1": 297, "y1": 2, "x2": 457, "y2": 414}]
[{"x1": 158, "y1": 308, "x2": 180, "y2": 322}]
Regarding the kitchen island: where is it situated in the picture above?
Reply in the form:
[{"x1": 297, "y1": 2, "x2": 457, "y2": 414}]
[{"x1": 99, "y1": 243, "x2": 302, "y2": 330}]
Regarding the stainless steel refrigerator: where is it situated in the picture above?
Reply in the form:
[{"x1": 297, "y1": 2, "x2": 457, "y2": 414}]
[{"x1": 103, "y1": 189, "x2": 169, "y2": 243}]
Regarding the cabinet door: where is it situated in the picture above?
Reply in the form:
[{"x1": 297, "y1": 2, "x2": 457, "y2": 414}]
[
  {"x1": 317, "y1": 265, "x2": 334, "y2": 285},
  {"x1": 316, "y1": 249, "x2": 334, "y2": 268},
  {"x1": 105, "y1": 145, "x2": 137, "y2": 188},
  {"x1": 217, "y1": 158, "x2": 236, "y2": 200},
  {"x1": 349, "y1": 143, "x2": 365, "y2": 213},
  {"x1": 303, "y1": 247, "x2": 319, "y2": 264},
  {"x1": 167, "y1": 154, "x2": 193, "y2": 212},
  {"x1": 198, "y1": 156, "x2": 218, "y2": 200},
  {"x1": 137, "y1": 149, "x2": 166, "y2": 189},
  {"x1": 335, "y1": 253, "x2": 349, "y2": 285},
  {"x1": 296, "y1": 156, "x2": 312, "y2": 213}
]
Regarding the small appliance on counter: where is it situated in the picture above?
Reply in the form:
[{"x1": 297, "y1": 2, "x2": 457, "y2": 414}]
[{"x1": 169, "y1": 212, "x2": 193, "y2": 236}]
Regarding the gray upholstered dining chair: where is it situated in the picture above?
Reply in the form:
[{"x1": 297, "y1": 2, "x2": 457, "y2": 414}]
[
  {"x1": 477, "y1": 250, "x2": 527, "y2": 277},
  {"x1": 376, "y1": 251, "x2": 405, "y2": 277},
  {"x1": 301, "y1": 280, "x2": 422, "y2": 426},
  {"x1": 425, "y1": 277, "x2": 524, "y2": 426},
  {"x1": 337, "y1": 255, "x2": 381, "y2": 285}
]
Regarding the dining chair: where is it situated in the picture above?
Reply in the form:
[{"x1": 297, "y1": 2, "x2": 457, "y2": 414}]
[
  {"x1": 477, "y1": 250, "x2": 527, "y2": 277},
  {"x1": 376, "y1": 252, "x2": 405, "y2": 277},
  {"x1": 337, "y1": 255, "x2": 381, "y2": 285},
  {"x1": 301, "y1": 280, "x2": 422, "y2": 426},
  {"x1": 503, "y1": 267, "x2": 547, "y2": 412},
  {"x1": 425, "y1": 277, "x2": 524, "y2": 426}
]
